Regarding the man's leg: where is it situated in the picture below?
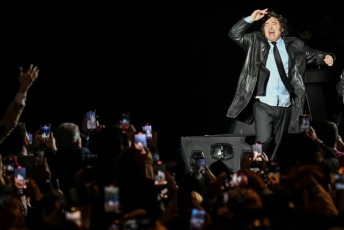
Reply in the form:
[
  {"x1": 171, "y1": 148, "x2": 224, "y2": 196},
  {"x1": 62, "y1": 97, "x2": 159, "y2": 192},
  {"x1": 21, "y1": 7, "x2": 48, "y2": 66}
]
[
  {"x1": 270, "y1": 106, "x2": 292, "y2": 161},
  {"x1": 253, "y1": 101, "x2": 274, "y2": 157}
]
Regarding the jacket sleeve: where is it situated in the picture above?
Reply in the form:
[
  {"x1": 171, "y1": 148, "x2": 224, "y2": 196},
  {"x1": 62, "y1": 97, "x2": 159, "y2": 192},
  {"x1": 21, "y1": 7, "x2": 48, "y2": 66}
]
[
  {"x1": 228, "y1": 17, "x2": 254, "y2": 50},
  {"x1": 305, "y1": 45, "x2": 336, "y2": 65},
  {"x1": 0, "y1": 94, "x2": 26, "y2": 144}
]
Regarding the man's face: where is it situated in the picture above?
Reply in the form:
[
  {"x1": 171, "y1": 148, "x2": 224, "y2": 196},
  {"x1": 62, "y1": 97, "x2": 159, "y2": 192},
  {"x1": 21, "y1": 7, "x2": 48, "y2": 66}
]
[{"x1": 264, "y1": 17, "x2": 282, "y2": 42}]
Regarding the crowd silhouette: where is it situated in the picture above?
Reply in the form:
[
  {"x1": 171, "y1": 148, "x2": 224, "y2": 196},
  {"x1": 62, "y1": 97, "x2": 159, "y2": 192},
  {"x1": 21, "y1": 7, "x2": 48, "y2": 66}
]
[{"x1": 1, "y1": 65, "x2": 344, "y2": 230}]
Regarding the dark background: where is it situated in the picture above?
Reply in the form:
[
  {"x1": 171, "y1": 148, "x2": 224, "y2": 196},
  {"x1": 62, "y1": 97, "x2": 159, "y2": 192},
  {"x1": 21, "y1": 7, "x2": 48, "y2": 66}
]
[{"x1": 0, "y1": 2, "x2": 343, "y2": 160}]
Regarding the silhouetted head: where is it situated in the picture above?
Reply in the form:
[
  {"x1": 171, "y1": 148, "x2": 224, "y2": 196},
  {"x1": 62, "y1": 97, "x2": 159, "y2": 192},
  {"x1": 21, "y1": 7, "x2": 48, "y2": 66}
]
[
  {"x1": 55, "y1": 122, "x2": 81, "y2": 150},
  {"x1": 315, "y1": 121, "x2": 338, "y2": 148}
]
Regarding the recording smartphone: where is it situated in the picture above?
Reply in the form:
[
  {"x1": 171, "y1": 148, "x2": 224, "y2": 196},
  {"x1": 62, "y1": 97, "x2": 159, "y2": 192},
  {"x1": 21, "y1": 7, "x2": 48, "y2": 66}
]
[
  {"x1": 189, "y1": 208, "x2": 206, "y2": 230},
  {"x1": 251, "y1": 142, "x2": 262, "y2": 154},
  {"x1": 104, "y1": 185, "x2": 120, "y2": 213},
  {"x1": 142, "y1": 124, "x2": 152, "y2": 139},
  {"x1": 153, "y1": 161, "x2": 168, "y2": 200},
  {"x1": 154, "y1": 170, "x2": 167, "y2": 186},
  {"x1": 27, "y1": 133, "x2": 33, "y2": 145},
  {"x1": 41, "y1": 124, "x2": 51, "y2": 139},
  {"x1": 135, "y1": 132, "x2": 147, "y2": 148},
  {"x1": 119, "y1": 113, "x2": 130, "y2": 131},
  {"x1": 14, "y1": 166, "x2": 27, "y2": 190},
  {"x1": 86, "y1": 110, "x2": 97, "y2": 130},
  {"x1": 299, "y1": 114, "x2": 310, "y2": 133},
  {"x1": 2, "y1": 155, "x2": 18, "y2": 179},
  {"x1": 191, "y1": 150, "x2": 205, "y2": 172},
  {"x1": 195, "y1": 158, "x2": 206, "y2": 169}
]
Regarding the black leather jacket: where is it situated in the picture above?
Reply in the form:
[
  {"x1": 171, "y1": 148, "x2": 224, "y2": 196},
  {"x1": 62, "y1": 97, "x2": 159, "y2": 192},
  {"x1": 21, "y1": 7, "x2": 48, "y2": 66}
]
[{"x1": 226, "y1": 17, "x2": 336, "y2": 133}]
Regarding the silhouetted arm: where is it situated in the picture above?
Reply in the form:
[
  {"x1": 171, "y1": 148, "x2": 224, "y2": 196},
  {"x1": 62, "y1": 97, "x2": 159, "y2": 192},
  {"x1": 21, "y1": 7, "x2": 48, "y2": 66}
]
[{"x1": 0, "y1": 64, "x2": 39, "y2": 144}]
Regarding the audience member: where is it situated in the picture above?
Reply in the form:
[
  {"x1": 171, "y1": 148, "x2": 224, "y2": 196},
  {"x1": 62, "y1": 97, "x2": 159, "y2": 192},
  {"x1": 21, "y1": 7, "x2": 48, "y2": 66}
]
[
  {"x1": 315, "y1": 120, "x2": 344, "y2": 167},
  {"x1": 4, "y1": 65, "x2": 344, "y2": 229},
  {"x1": 50, "y1": 122, "x2": 98, "y2": 194},
  {"x1": 0, "y1": 64, "x2": 39, "y2": 144}
]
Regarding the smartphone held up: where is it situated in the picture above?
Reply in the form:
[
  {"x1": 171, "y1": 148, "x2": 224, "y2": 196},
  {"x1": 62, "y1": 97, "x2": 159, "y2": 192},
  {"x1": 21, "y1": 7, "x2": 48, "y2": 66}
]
[
  {"x1": 119, "y1": 113, "x2": 130, "y2": 131},
  {"x1": 189, "y1": 208, "x2": 206, "y2": 230},
  {"x1": 86, "y1": 110, "x2": 97, "y2": 130},
  {"x1": 191, "y1": 150, "x2": 206, "y2": 173},
  {"x1": 41, "y1": 124, "x2": 51, "y2": 139},
  {"x1": 14, "y1": 166, "x2": 28, "y2": 194},
  {"x1": 142, "y1": 124, "x2": 153, "y2": 139},
  {"x1": 135, "y1": 132, "x2": 147, "y2": 149},
  {"x1": 299, "y1": 114, "x2": 310, "y2": 133},
  {"x1": 251, "y1": 142, "x2": 262, "y2": 154}
]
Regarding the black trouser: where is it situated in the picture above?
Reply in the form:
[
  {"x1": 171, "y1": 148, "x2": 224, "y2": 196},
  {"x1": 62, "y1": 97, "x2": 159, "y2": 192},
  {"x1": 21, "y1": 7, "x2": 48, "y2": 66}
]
[{"x1": 253, "y1": 100, "x2": 291, "y2": 161}]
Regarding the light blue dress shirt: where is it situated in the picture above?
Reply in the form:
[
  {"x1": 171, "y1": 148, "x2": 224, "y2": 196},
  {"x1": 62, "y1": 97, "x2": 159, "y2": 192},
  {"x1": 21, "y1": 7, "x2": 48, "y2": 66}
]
[{"x1": 244, "y1": 16, "x2": 291, "y2": 107}]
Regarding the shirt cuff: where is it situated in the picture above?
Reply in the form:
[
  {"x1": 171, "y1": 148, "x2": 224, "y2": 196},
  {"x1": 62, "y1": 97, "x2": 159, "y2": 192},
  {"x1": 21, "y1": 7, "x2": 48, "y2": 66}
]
[
  {"x1": 15, "y1": 92, "x2": 26, "y2": 105},
  {"x1": 245, "y1": 16, "x2": 253, "y2": 23}
]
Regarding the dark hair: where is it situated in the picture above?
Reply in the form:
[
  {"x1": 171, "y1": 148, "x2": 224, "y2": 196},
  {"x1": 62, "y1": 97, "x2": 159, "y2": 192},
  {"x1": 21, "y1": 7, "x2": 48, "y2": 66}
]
[
  {"x1": 316, "y1": 121, "x2": 338, "y2": 148},
  {"x1": 55, "y1": 122, "x2": 80, "y2": 150},
  {"x1": 0, "y1": 122, "x2": 27, "y2": 157},
  {"x1": 260, "y1": 11, "x2": 288, "y2": 36}
]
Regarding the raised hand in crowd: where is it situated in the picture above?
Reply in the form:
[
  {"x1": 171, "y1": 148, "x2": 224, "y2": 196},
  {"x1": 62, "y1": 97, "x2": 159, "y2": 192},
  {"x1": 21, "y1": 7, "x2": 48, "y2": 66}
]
[
  {"x1": 0, "y1": 64, "x2": 39, "y2": 144},
  {"x1": 18, "y1": 64, "x2": 39, "y2": 95}
]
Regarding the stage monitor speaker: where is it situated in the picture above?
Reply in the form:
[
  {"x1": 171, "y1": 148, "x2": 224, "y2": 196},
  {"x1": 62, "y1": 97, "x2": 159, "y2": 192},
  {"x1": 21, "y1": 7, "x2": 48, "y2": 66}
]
[
  {"x1": 181, "y1": 134, "x2": 253, "y2": 173},
  {"x1": 227, "y1": 119, "x2": 256, "y2": 136}
]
